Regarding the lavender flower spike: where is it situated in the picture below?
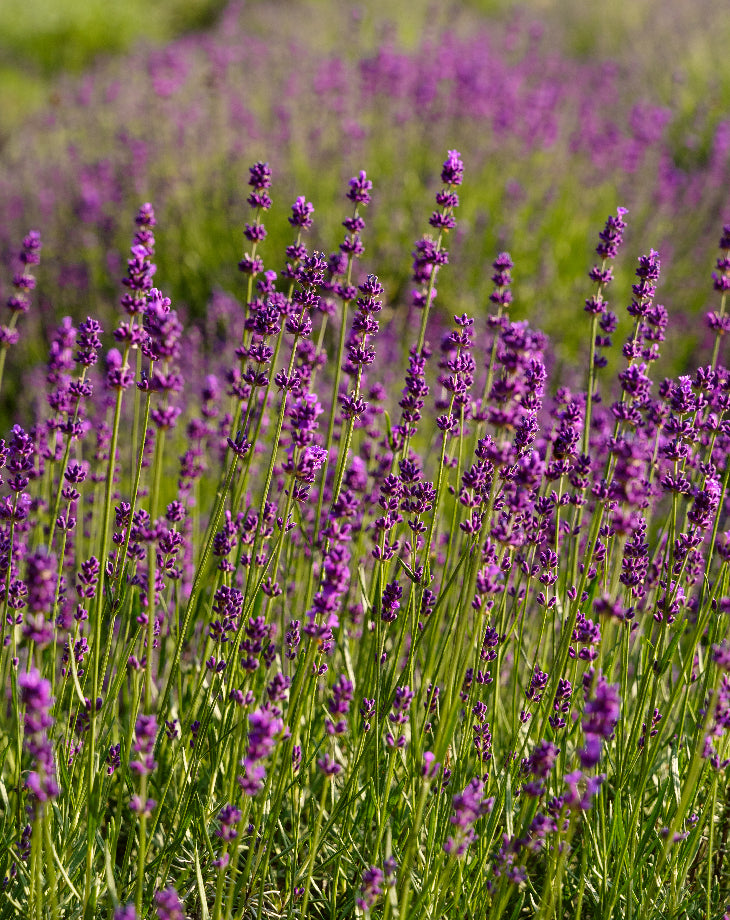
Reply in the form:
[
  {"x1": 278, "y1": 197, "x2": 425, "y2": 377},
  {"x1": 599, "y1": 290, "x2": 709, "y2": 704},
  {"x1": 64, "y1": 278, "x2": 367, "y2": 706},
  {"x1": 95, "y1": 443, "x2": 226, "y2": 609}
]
[
  {"x1": 19, "y1": 666, "x2": 59, "y2": 805},
  {"x1": 155, "y1": 887, "x2": 185, "y2": 920}
]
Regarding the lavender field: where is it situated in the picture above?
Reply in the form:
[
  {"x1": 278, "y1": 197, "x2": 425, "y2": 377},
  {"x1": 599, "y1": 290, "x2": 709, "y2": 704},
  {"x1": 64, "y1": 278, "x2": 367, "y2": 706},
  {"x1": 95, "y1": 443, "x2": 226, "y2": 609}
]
[{"x1": 1, "y1": 2, "x2": 730, "y2": 918}]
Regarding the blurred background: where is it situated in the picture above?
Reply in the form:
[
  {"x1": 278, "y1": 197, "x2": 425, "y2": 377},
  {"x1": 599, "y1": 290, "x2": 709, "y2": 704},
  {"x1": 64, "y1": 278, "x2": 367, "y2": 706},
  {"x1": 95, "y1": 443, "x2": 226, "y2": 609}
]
[
  {"x1": 3, "y1": 0, "x2": 728, "y2": 136},
  {"x1": 0, "y1": 0, "x2": 728, "y2": 413}
]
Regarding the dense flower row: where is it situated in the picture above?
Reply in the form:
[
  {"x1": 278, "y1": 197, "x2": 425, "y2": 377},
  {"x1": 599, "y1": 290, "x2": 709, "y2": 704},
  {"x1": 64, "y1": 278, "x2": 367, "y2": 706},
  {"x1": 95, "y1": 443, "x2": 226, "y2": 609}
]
[
  {"x1": 1, "y1": 150, "x2": 729, "y2": 919},
  {"x1": 0, "y1": 1, "x2": 728, "y2": 390}
]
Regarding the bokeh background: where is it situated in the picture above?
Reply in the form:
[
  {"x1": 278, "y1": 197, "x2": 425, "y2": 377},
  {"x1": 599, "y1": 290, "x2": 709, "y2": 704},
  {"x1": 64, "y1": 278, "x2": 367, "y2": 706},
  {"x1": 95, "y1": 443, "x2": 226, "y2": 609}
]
[{"x1": 1, "y1": 0, "x2": 729, "y2": 418}]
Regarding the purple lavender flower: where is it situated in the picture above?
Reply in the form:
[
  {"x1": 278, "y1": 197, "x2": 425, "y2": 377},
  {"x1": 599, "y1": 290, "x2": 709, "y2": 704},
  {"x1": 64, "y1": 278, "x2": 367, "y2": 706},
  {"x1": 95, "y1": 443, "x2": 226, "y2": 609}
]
[
  {"x1": 713, "y1": 642, "x2": 730, "y2": 671},
  {"x1": 347, "y1": 170, "x2": 372, "y2": 205},
  {"x1": 707, "y1": 222, "x2": 730, "y2": 352},
  {"x1": 444, "y1": 777, "x2": 493, "y2": 856},
  {"x1": 381, "y1": 579, "x2": 402, "y2": 622},
  {"x1": 114, "y1": 906, "x2": 137, "y2": 920},
  {"x1": 106, "y1": 743, "x2": 122, "y2": 775},
  {"x1": 292, "y1": 444, "x2": 328, "y2": 486},
  {"x1": 620, "y1": 518, "x2": 649, "y2": 597},
  {"x1": 472, "y1": 702, "x2": 493, "y2": 764},
  {"x1": 129, "y1": 713, "x2": 158, "y2": 777},
  {"x1": 75, "y1": 317, "x2": 103, "y2": 367},
  {"x1": 391, "y1": 346, "x2": 430, "y2": 444},
  {"x1": 154, "y1": 887, "x2": 185, "y2": 920},
  {"x1": 317, "y1": 753, "x2": 342, "y2": 775},
  {"x1": 563, "y1": 769, "x2": 605, "y2": 810},
  {"x1": 386, "y1": 686, "x2": 414, "y2": 747},
  {"x1": 579, "y1": 673, "x2": 620, "y2": 768},
  {"x1": 526, "y1": 665, "x2": 549, "y2": 704},
  {"x1": 144, "y1": 288, "x2": 182, "y2": 363},
  {"x1": 5, "y1": 230, "x2": 41, "y2": 317},
  {"x1": 238, "y1": 706, "x2": 283, "y2": 795},
  {"x1": 357, "y1": 866, "x2": 384, "y2": 912},
  {"x1": 21, "y1": 549, "x2": 57, "y2": 648},
  {"x1": 248, "y1": 161, "x2": 272, "y2": 196},
  {"x1": 289, "y1": 195, "x2": 314, "y2": 229},
  {"x1": 523, "y1": 740, "x2": 560, "y2": 796},
  {"x1": 360, "y1": 697, "x2": 375, "y2": 732},
  {"x1": 422, "y1": 751, "x2": 441, "y2": 778},
  {"x1": 441, "y1": 149, "x2": 464, "y2": 187},
  {"x1": 18, "y1": 230, "x2": 41, "y2": 267},
  {"x1": 595, "y1": 207, "x2": 628, "y2": 260},
  {"x1": 18, "y1": 667, "x2": 58, "y2": 806},
  {"x1": 327, "y1": 674, "x2": 354, "y2": 735},
  {"x1": 25, "y1": 548, "x2": 57, "y2": 614},
  {"x1": 490, "y1": 252, "x2": 514, "y2": 311},
  {"x1": 215, "y1": 804, "x2": 241, "y2": 841},
  {"x1": 121, "y1": 205, "x2": 156, "y2": 316},
  {"x1": 570, "y1": 612, "x2": 601, "y2": 661},
  {"x1": 688, "y1": 478, "x2": 721, "y2": 530}
]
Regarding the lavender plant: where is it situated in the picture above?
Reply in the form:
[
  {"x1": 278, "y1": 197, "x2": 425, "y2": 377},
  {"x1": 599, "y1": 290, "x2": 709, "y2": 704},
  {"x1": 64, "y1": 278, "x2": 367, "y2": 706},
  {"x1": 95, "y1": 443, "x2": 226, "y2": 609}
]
[
  {"x1": 1, "y1": 0, "x2": 729, "y2": 389},
  {"x1": 1, "y1": 150, "x2": 730, "y2": 920}
]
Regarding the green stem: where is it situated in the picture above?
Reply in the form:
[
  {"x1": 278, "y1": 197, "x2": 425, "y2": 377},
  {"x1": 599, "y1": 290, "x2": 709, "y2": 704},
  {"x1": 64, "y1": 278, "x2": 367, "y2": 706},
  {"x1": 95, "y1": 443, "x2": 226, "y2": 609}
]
[
  {"x1": 300, "y1": 778, "x2": 331, "y2": 918},
  {"x1": 155, "y1": 449, "x2": 240, "y2": 749},
  {"x1": 144, "y1": 424, "x2": 166, "y2": 710},
  {"x1": 0, "y1": 314, "x2": 19, "y2": 399},
  {"x1": 84, "y1": 372, "x2": 127, "y2": 910},
  {"x1": 135, "y1": 775, "x2": 149, "y2": 913}
]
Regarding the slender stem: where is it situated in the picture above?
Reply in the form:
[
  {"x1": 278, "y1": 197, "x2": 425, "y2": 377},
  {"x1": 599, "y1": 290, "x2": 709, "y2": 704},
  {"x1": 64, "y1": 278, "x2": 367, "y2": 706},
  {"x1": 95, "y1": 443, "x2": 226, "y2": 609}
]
[
  {"x1": 155, "y1": 449, "x2": 240, "y2": 745},
  {"x1": 299, "y1": 778, "x2": 331, "y2": 918},
  {"x1": 311, "y1": 206, "x2": 358, "y2": 548},
  {"x1": 144, "y1": 424, "x2": 166, "y2": 709},
  {"x1": 0, "y1": 314, "x2": 20, "y2": 400},
  {"x1": 582, "y1": 311, "x2": 599, "y2": 457},
  {"x1": 135, "y1": 775, "x2": 148, "y2": 913},
  {"x1": 710, "y1": 276, "x2": 727, "y2": 370},
  {"x1": 84, "y1": 371, "x2": 128, "y2": 909}
]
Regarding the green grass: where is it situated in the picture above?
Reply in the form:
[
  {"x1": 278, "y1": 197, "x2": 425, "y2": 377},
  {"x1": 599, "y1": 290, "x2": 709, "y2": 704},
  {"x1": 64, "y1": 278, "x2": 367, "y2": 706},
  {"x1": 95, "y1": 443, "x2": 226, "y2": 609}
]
[{"x1": 0, "y1": 0, "x2": 227, "y2": 136}]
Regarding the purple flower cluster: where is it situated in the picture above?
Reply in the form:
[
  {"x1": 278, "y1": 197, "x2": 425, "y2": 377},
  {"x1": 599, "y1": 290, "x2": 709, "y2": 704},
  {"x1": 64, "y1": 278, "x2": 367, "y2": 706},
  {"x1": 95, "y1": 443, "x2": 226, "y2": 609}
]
[
  {"x1": 579, "y1": 672, "x2": 620, "y2": 769},
  {"x1": 386, "y1": 685, "x2": 414, "y2": 748},
  {"x1": 357, "y1": 859, "x2": 396, "y2": 912},
  {"x1": 326, "y1": 673, "x2": 354, "y2": 735},
  {"x1": 129, "y1": 713, "x2": 158, "y2": 816},
  {"x1": 238, "y1": 706, "x2": 283, "y2": 796},
  {"x1": 522, "y1": 740, "x2": 560, "y2": 797},
  {"x1": 154, "y1": 887, "x2": 185, "y2": 920},
  {"x1": 120, "y1": 203, "x2": 156, "y2": 317},
  {"x1": 1, "y1": 140, "x2": 729, "y2": 918},
  {"x1": 0, "y1": 231, "x2": 41, "y2": 355},
  {"x1": 20, "y1": 549, "x2": 57, "y2": 647},
  {"x1": 114, "y1": 905, "x2": 137, "y2": 920},
  {"x1": 18, "y1": 667, "x2": 58, "y2": 806},
  {"x1": 444, "y1": 776, "x2": 494, "y2": 856}
]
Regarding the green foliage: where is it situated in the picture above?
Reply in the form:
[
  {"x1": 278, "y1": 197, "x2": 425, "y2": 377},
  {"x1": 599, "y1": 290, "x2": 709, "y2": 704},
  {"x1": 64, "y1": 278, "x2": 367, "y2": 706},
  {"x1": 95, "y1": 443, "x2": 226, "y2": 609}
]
[{"x1": 0, "y1": 0, "x2": 227, "y2": 136}]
